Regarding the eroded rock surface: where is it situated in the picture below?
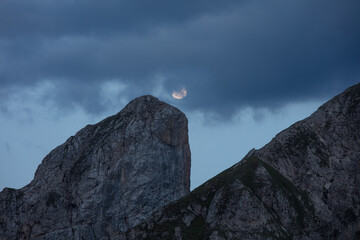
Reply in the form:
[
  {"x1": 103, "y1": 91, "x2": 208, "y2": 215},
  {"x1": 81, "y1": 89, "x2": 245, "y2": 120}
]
[
  {"x1": 122, "y1": 84, "x2": 360, "y2": 240},
  {"x1": 2, "y1": 83, "x2": 360, "y2": 240},
  {"x1": 0, "y1": 95, "x2": 191, "y2": 240}
]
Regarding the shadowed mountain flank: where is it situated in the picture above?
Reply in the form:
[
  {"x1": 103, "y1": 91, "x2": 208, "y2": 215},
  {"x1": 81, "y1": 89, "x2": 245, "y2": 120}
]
[
  {"x1": 121, "y1": 84, "x2": 360, "y2": 240},
  {"x1": 0, "y1": 95, "x2": 191, "y2": 239},
  {"x1": 1, "y1": 83, "x2": 360, "y2": 240}
]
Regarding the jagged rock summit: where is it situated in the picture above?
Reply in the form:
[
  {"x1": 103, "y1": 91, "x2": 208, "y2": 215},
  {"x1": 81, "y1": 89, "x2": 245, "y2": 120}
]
[
  {"x1": 122, "y1": 83, "x2": 360, "y2": 239},
  {"x1": 2, "y1": 83, "x2": 360, "y2": 240},
  {"x1": 0, "y1": 95, "x2": 191, "y2": 239}
]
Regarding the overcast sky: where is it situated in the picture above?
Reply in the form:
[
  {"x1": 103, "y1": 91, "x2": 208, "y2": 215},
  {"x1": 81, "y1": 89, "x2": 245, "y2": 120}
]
[{"x1": 1, "y1": 0, "x2": 359, "y2": 190}]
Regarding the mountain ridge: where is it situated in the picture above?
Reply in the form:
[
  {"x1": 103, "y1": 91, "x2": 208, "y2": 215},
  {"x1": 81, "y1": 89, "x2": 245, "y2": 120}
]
[
  {"x1": 118, "y1": 83, "x2": 360, "y2": 239},
  {"x1": 1, "y1": 83, "x2": 360, "y2": 239},
  {"x1": 0, "y1": 95, "x2": 191, "y2": 239}
]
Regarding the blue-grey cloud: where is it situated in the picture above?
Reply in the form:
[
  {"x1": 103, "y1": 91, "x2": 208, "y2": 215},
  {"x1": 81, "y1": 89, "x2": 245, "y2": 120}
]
[{"x1": 0, "y1": 0, "x2": 359, "y2": 117}]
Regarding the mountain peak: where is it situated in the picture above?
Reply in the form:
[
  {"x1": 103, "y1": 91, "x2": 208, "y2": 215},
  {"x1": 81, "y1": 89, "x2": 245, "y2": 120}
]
[
  {"x1": 122, "y1": 83, "x2": 360, "y2": 239},
  {"x1": 124, "y1": 95, "x2": 161, "y2": 109},
  {"x1": 1, "y1": 83, "x2": 360, "y2": 239},
  {"x1": 0, "y1": 95, "x2": 191, "y2": 239}
]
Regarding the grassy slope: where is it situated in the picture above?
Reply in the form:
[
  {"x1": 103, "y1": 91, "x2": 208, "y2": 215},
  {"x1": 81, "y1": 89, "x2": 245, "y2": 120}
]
[{"x1": 126, "y1": 155, "x2": 316, "y2": 239}]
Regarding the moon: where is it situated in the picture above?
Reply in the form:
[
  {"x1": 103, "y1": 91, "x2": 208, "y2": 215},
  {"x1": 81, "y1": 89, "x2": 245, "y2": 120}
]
[{"x1": 172, "y1": 87, "x2": 187, "y2": 99}]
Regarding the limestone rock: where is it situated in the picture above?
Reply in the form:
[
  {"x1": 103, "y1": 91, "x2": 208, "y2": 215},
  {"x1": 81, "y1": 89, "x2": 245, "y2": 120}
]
[
  {"x1": 0, "y1": 95, "x2": 191, "y2": 239},
  {"x1": 123, "y1": 84, "x2": 360, "y2": 239},
  {"x1": 2, "y1": 83, "x2": 360, "y2": 240}
]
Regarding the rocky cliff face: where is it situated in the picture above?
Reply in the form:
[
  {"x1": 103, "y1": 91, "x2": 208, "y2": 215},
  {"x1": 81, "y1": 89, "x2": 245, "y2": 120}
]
[
  {"x1": 0, "y1": 95, "x2": 191, "y2": 240},
  {"x1": 1, "y1": 84, "x2": 359, "y2": 240},
  {"x1": 121, "y1": 83, "x2": 360, "y2": 240}
]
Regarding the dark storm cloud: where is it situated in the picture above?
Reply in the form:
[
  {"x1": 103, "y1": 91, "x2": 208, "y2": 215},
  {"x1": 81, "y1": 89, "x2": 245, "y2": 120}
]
[
  {"x1": 0, "y1": 0, "x2": 238, "y2": 37},
  {"x1": 0, "y1": 0, "x2": 359, "y2": 116}
]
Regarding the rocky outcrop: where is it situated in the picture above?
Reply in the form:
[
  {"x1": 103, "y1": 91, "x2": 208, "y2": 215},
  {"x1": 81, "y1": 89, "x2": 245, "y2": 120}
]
[
  {"x1": 122, "y1": 83, "x2": 360, "y2": 239},
  {"x1": 0, "y1": 95, "x2": 191, "y2": 240},
  {"x1": 2, "y1": 83, "x2": 359, "y2": 240}
]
